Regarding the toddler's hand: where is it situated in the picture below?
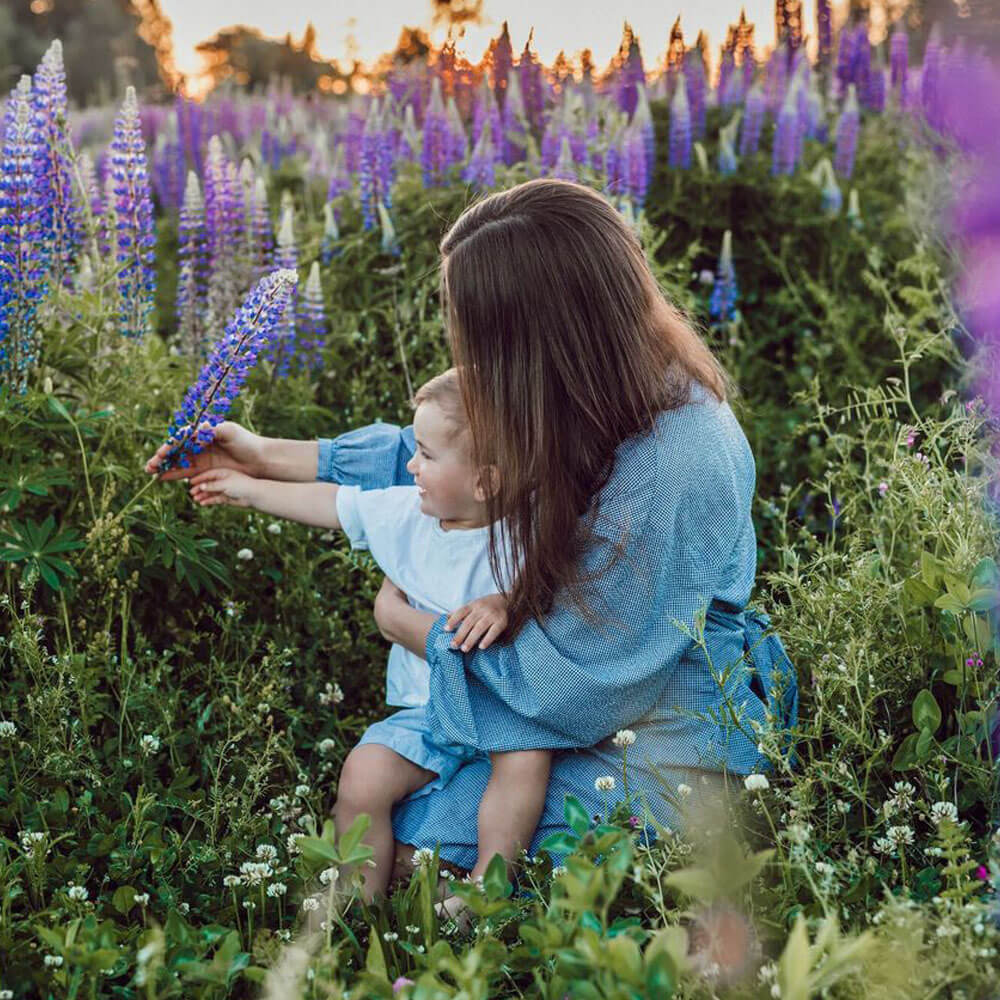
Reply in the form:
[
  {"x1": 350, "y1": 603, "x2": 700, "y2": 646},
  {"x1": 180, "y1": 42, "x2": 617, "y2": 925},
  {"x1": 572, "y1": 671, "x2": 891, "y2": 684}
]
[
  {"x1": 187, "y1": 468, "x2": 258, "y2": 508},
  {"x1": 444, "y1": 593, "x2": 508, "y2": 651}
]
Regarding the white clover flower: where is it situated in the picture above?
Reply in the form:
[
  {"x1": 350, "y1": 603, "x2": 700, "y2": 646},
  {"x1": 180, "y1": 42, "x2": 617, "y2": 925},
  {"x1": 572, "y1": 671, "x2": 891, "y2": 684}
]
[
  {"x1": 676, "y1": 783, "x2": 692, "y2": 798},
  {"x1": 930, "y1": 801, "x2": 959, "y2": 825},
  {"x1": 236, "y1": 548, "x2": 254, "y2": 561},
  {"x1": 242, "y1": 899, "x2": 256, "y2": 909},
  {"x1": 66, "y1": 884, "x2": 88, "y2": 901},
  {"x1": 785, "y1": 822, "x2": 813, "y2": 845},
  {"x1": 1, "y1": 988, "x2": 14, "y2": 998},
  {"x1": 238, "y1": 861, "x2": 273, "y2": 885},
  {"x1": 222, "y1": 874, "x2": 242, "y2": 888},
  {"x1": 0, "y1": 721, "x2": 17, "y2": 740},
  {"x1": 411, "y1": 847, "x2": 436, "y2": 869},
  {"x1": 814, "y1": 861, "x2": 835, "y2": 877},
  {"x1": 269, "y1": 795, "x2": 288, "y2": 813},
  {"x1": 267, "y1": 882, "x2": 287, "y2": 897},
  {"x1": 255, "y1": 844, "x2": 278, "y2": 862},
  {"x1": 318, "y1": 866, "x2": 338, "y2": 885},
  {"x1": 20, "y1": 830, "x2": 46, "y2": 853},
  {"x1": 382, "y1": 931, "x2": 399, "y2": 942},
  {"x1": 286, "y1": 833, "x2": 303, "y2": 856},
  {"x1": 133, "y1": 892, "x2": 150, "y2": 906},
  {"x1": 744, "y1": 774, "x2": 770, "y2": 792},
  {"x1": 835, "y1": 799, "x2": 851, "y2": 814},
  {"x1": 317, "y1": 738, "x2": 337, "y2": 756},
  {"x1": 139, "y1": 734, "x2": 160, "y2": 755},
  {"x1": 43, "y1": 955, "x2": 64, "y2": 968},
  {"x1": 551, "y1": 865, "x2": 567, "y2": 877},
  {"x1": 886, "y1": 825, "x2": 915, "y2": 847},
  {"x1": 612, "y1": 729, "x2": 636, "y2": 747},
  {"x1": 319, "y1": 682, "x2": 344, "y2": 706},
  {"x1": 594, "y1": 775, "x2": 615, "y2": 792},
  {"x1": 302, "y1": 897, "x2": 321, "y2": 911},
  {"x1": 178, "y1": 902, "x2": 190, "y2": 914},
  {"x1": 405, "y1": 925, "x2": 420, "y2": 934},
  {"x1": 294, "y1": 783, "x2": 310, "y2": 797},
  {"x1": 267, "y1": 522, "x2": 282, "y2": 535}
]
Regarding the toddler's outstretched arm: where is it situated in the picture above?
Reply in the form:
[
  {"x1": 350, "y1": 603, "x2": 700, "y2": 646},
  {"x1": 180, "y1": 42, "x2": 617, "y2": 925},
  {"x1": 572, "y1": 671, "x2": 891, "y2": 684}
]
[{"x1": 187, "y1": 468, "x2": 342, "y2": 530}]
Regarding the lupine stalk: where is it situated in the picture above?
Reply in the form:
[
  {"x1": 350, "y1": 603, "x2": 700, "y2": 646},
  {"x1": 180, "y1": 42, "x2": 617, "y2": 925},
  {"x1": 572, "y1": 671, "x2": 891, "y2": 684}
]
[
  {"x1": 772, "y1": 82, "x2": 800, "y2": 175},
  {"x1": 834, "y1": 84, "x2": 860, "y2": 178},
  {"x1": 0, "y1": 76, "x2": 46, "y2": 394},
  {"x1": 111, "y1": 86, "x2": 156, "y2": 341},
  {"x1": 709, "y1": 230, "x2": 738, "y2": 322},
  {"x1": 377, "y1": 202, "x2": 400, "y2": 257},
  {"x1": 265, "y1": 206, "x2": 298, "y2": 377},
  {"x1": 462, "y1": 119, "x2": 497, "y2": 189},
  {"x1": 491, "y1": 22, "x2": 514, "y2": 112},
  {"x1": 519, "y1": 36, "x2": 545, "y2": 131},
  {"x1": 296, "y1": 261, "x2": 326, "y2": 373},
  {"x1": 176, "y1": 171, "x2": 207, "y2": 357},
  {"x1": 739, "y1": 82, "x2": 766, "y2": 157},
  {"x1": 684, "y1": 48, "x2": 708, "y2": 140},
  {"x1": 668, "y1": 76, "x2": 691, "y2": 169},
  {"x1": 421, "y1": 78, "x2": 449, "y2": 186},
  {"x1": 161, "y1": 269, "x2": 298, "y2": 471},
  {"x1": 501, "y1": 72, "x2": 529, "y2": 166},
  {"x1": 718, "y1": 111, "x2": 741, "y2": 174},
  {"x1": 203, "y1": 135, "x2": 241, "y2": 333},
  {"x1": 321, "y1": 201, "x2": 341, "y2": 265}
]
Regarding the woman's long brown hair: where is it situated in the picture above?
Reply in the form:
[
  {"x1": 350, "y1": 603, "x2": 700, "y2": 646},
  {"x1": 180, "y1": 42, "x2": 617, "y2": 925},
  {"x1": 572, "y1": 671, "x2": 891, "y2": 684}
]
[{"x1": 440, "y1": 178, "x2": 732, "y2": 638}]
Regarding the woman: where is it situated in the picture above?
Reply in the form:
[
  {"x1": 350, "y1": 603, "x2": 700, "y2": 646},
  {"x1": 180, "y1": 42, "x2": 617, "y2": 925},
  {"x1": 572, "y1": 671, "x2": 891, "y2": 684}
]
[{"x1": 149, "y1": 178, "x2": 798, "y2": 874}]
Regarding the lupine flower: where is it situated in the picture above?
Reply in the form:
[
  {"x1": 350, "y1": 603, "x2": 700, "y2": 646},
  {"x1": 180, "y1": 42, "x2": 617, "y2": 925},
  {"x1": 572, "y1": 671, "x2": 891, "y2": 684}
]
[
  {"x1": 445, "y1": 96, "x2": 468, "y2": 167},
  {"x1": 921, "y1": 26, "x2": 944, "y2": 131},
  {"x1": 320, "y1": 201, "x2": 340, "y2": 265},
  {"x1": 739, "y1": 82, "x2": 765, "y2": 158},
  {"x1": 772, "y1": 83, "x2": 800, "y2": 176},
  {"x1": 265, "y1": 206, "x2": 299, "y2": 376},
  {"x1": 633, "y1": 84, "x2": 655, "y2": 184},
  {"x1": 889, "y1": 26, "x2": 908, "y2": 100},
  {"x1": 247, "y1": 176, "x2": 273, "y2": 279},
  {"x1": 0, "y1": 75, "x2": 46, "y2": 395},
  {"x1": 835, "y1": 23, "x2": 857, "y2": 99},
  {"x1": 491, "y1": 21, "x2": 514, "y2": 111},
  {"x1": 834, "y1": 85, "x2": 860, "y2": 178},
  {"x1": 421, "y1": 78, "x2": 449, "y2": 186},
  {"x1": 552, "y1": 134, "x2": 578, "y2": 183},
  {"x1": 159, "y1": 269, "x2": 298, "y2": 472},
  {"x1": 110, "y1": 86, "x2": 156, "y2": 340},
  {"x1": 359, "y1": 100, "x2": 382, "y2": 231},
  {"x1": 326, "y1": 143, "x2": 351, "y2": 201},
  {"x1": 462, "y1": 119, "x2": 497, "y2": 189},
  {"x1": 203, "y1": 135, "x2": 242, "y2": 333},
  {"x1": 684, "y1": 48, "x2": 707, "y2": 139},
  {"x1": 668, "y1": 76, "x2": 691, "y2": 169},
  {"x1": 296, "y1": 261, "x2": 326, "y2": 373},
  {"x1": 620, "y1": 124, "x2": 646, "y2": 203},
  {"x1": 709, "y1": 230, "x2": 739, "y2": 323},
  {"x1": 764, "y1": 42, "x2": 789, "y2": 114},
  {"x1": 501, "y1": 72, "x2": 529, "y2": 166},
  {"x1": 815, "y1": 158, "x2": 842, "y2": 216},
  {"x1": 32, "y1": 41, "x2": 80, "y2": 286},
  {"x1": 176, "y1": 171, "x2": 207, "y2": 357},
  {"x1": 519, "y1": 35, "x2": 545, "y2": 130},
  {"x1": 717, "y1": 49, "x2": 737, "y2": 106},
  {"x1": 604, "y1": 128, "x2": 624, "y2": 197}
]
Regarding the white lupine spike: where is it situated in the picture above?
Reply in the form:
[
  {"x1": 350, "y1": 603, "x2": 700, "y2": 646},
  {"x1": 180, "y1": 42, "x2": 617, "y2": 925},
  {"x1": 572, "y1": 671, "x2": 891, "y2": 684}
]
[
  {"x1": 183, "y1": 170, "x2": 202, "y2": 211},
  {"x1": 305, "y1": 260, "x2": 321, "y2": 299},
  {"x1": 277, "y1": 205, "x2": 294, "y2": 248}
]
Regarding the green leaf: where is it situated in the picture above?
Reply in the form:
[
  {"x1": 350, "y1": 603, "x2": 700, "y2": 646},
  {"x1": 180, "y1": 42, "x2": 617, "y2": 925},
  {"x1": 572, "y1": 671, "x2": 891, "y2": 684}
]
[
  {"x1": 915, "y1": 728, "x2": 934, "y2": 760},
  {"x1": 891, "y1": 733, "x2": 919, "y2": 770},
  {"x1": 482, "y1": 852, "x2": 512, "y2": 901},
  {"x1": 295, "y1": 836, "x2": 338, "y2": 864},
  {"x1": 902, "y1": 576, "x2": 937, "y2": 606},
  {"x1": 663, "y1": 865, "x2": 719, "y2": 903},
  {"x1": 47, "y1": 396, "x2": 73, "y2": 422},
  {"x1": 539, "y1": 832, "x2": 578, "y2": 855},
  {"x1": 645, "y1": 950, "x2": 678, "y2": 996},
  {"x1": 777, "y1": 914, "x2": 811, "y2": 1000},
  {"x1": 564, "y1": 795, "x2": 590, "y2": 838},
  {"x1": 933, "y1": 593, "x2": 965, "y2": 614},
  {"x1": 912, "y1": 689, "x2": 941, "y2": 733},
  {"x1": 365, "y1": 927, "x2": 388, "y2": 979},
  {"x1": 338, "y1": 813, "x2": 370, "y2": 863},
  {"x1": 112, "y1": 886, "x2": 138, "y2": 914}
]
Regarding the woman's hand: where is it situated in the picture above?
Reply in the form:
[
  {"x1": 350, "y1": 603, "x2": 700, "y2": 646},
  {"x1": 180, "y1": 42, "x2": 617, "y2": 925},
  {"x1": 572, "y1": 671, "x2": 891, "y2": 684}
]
[
  {"x1": 145, "y1": 421, "x2": 265, "y2": 482},
  {"x1": 444, "y1": 593, "x2": 508, "y2": 651},
  {"x1": 186, "y1": 468, "x2": 259, "y2": 508}
]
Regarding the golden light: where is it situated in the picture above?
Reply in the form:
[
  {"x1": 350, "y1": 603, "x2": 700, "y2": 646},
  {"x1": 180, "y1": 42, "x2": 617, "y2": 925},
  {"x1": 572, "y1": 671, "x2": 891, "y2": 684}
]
[{"x1": 30, "y1": 0, "x2": 53, "y2": 13}]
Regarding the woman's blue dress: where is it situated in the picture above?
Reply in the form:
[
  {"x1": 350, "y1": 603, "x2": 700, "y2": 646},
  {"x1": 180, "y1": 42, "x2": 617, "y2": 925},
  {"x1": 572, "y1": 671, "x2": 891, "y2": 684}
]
[{"x1": 318, "y1": 382, "x2": 799, "y2": 870}]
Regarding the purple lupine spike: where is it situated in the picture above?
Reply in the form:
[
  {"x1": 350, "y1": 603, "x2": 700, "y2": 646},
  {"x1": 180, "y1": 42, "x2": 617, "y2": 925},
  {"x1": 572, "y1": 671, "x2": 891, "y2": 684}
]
[
  {"x1": 540, "y1": 109, "x2": 562, "y2": 169},
  {"x1": 772, "y1": 82, "x2": 800, "y2": 175},
  {"x1": 501, "y1": 72, "x2": 529, "y2": 166},
  {"x1": 327, "y1": 143, "x2": 351, "y2": 201},
  {"x1": 668, "y1": 75, "x2": 691, "y2": 169},
  {"x1": 921, "y1": 26, "x2": 943, "y2": 131},
  {"x1": 739, "y1": 82, "x2": 766, "y2": 157},
  {"x1": 617, "y1": 24, "x2": 645, "y2": 118},
  {"x1": 265, "y1": 206, "x2": 299, "y2": 377},
  {"x1": 421, "y1": 78, "x2": 449, "y2": 186},
  {"x1": 161, "y1": 269, "x2": 298, "y2": 471},
  {"x1": 834, "y1": 84, "x2": 860, "y2": 178},
  {"x1": 852, "y1": 24, "x2": 873, "y2": 108},
  {"x1": 248, "y1": 176, "x2": 273, "y2": 279},
  {"x1": 684, "y1": 48, "x2": 707, "y2": 140},
  {"x1": 764, "y1": 42, "x2": 789, "y2": 114},
  {"x1": 586, "y1": 115, "x2": 602, "y2": 172},
  {"x1": 445, "y1": 96, "x2": 468, "y2": 167},
  {"x1": 296, "y1": 261, "x2": 326, "y2": 373},
  {"x1": 32, "y1": 40, "x2": 80, "y2": 287},
  {"x1": 621, "y1": 124, "x2": 648, "y2": 205},
  {"x1": 806, "y1": 78, "x2": 827, "y2": 142},
  {"x1": 867, "y1": 59, "x2": 886, "y2": 113},
  {"x1": 77, "y1": 150, "x2": 101, "y2": 223},
  {"x1": 176, "y1": 171, "x2": 207, "y2": 357},
  {"x1": 0, "y1": 75, "x2": 46, "y2": 394},
  {"x1": 709, "y1": 230, "x2": 738, "y2": 322},
  {"x1": 359, "y1": 99, "x2": 381, "y2": 232},
  {"x1": 634, "y1": 84, "x2": 654, "y2": 179},
  {"x1": 890, "y1": 25, "x2": 908, "y2": 100},
  {"x1": 519, "y1": 34, "x2": 545, "y2": 131},
  {"x1": 462, "y1": 118, "x2": 497, "y2": 189},
  {"x1": 835, "y1": 22, "x2": 857, "y2": 99},
  {"x1": 111, "y1": 86, "x2": 156, "y2": 341},
  {"x1": 604, "y1": 127, "x2": 624, "y2": 196},
  {"x1": 203, "y1": 135, "x2": 240, "y2": 336},
  {"x1": 492, "y1": 25, "x2": 514, "y2": 112},
  {"x1": 817, "y1": 0, "x2": 833, "y2": 71},
  {"x1": 718, "y1": 49, "x2": 737, "y2": 107}
]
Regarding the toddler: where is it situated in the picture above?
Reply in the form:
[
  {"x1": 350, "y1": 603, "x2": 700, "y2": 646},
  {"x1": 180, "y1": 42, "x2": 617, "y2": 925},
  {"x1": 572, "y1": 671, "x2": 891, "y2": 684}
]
[{"x1": 186, "y1": 368, "x2": 551, "y2": 911}]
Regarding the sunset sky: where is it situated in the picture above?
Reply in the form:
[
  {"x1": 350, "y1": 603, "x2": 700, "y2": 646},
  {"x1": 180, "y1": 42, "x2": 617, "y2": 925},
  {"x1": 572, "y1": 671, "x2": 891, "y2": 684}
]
[{"x1": 160, "y1": 0, "x2": 825, "y2": 84}]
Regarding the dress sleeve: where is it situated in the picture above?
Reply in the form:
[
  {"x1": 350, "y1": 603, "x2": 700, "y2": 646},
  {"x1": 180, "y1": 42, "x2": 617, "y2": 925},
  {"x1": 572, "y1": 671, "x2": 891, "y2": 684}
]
[
  {"x1": 422, "y1": 434, "x2": 746, "y2": 754},
  {"x1": 316, "y1": 422, "x2": 416, "y2": 488}
]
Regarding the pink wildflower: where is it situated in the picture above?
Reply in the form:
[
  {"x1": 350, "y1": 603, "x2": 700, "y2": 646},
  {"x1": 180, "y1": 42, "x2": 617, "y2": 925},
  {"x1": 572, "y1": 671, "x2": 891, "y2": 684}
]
[
  {"x1": 393, "y1": 977, "x2": 415, "y2": 994},
  {"x1": 878, "y1": 481, "x2": 889, "y2": 497},
  {"x1": 975, "y1": 865, "x2": 990, "y2": 881}
]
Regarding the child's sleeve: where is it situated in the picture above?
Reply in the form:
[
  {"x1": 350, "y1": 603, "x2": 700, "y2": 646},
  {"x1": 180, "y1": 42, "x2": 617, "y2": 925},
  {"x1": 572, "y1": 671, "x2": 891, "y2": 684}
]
[
  {"x1": 317, "y1": 423, "x2": 416, "y2": 489},
  {"x1": 334, "y1": 486, "x2": 420, "y2": 583}
]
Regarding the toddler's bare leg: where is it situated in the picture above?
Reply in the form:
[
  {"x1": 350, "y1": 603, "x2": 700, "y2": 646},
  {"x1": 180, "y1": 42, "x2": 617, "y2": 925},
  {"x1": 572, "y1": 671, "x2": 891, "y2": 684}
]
[
  {"x1": 473, "y1": 750, "x2": 552, "y2": 880},
  {"x1": 332, "y1": 744, "x2": 436, "y2": 902}
]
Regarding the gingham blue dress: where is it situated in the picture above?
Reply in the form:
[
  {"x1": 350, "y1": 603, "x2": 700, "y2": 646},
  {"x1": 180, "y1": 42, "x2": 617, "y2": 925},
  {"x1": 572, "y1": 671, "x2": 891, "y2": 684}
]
[{"x1": 317, "y1": 381, "x2": 799, "y2": 871}]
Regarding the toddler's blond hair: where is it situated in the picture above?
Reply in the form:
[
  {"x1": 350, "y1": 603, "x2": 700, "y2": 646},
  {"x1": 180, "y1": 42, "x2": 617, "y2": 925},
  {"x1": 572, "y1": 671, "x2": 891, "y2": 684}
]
[{"x1": 410, "y1": 367, "x2": 470, "y2": 448}]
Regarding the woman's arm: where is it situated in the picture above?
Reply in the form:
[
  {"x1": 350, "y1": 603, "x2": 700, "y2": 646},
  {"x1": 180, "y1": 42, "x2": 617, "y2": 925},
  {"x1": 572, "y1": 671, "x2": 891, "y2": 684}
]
[{"x1": 317, "y1": 423, "x2": 416, "y2": 488}]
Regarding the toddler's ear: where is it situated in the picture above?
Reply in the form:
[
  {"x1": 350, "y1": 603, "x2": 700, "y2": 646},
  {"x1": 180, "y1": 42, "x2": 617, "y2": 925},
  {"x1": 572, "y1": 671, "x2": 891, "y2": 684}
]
[{"x1": 473, "y1": 464, "x2": 500, "y2": 503}]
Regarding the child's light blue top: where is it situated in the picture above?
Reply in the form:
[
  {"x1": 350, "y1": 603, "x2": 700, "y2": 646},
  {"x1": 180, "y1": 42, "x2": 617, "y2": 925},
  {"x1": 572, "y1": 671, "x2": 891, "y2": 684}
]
[{"x1": 318, "y1": 384, "x2": 798, "y2": 865}]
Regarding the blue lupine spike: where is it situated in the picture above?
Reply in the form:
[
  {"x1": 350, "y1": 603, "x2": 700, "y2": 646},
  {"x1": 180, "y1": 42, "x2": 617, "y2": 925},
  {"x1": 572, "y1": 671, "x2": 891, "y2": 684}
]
[
  {"x1": 834, "y1": 84, "x2": 860, "y2": 178},
  {"x1": 709, "y1": 230, "x2": 738, "y2": 322},
  {"x1": 668, "y1": 75, "x2": 691, "y2": 169},
  {"x1": 772, "y1": 82, "x2": 800, "y2": 176},
  {"x1": 717, "y1": 111, "x2": 741, "y2": 174},
  {"x1": 110, "y1": 85, "x2": 156, "y2": 340},
  {"x1": 0, "y1": 75, "x2": 46, "y2": 394},
  {"x1": 359, "y1": 99, "x2": 381, "y2": 231},
  {"x1": 161, "y1": 269, "x2": 298, "y2": 471},
  {"x1": 176, "y1": 170, "x2": 207, "y2": 357},
  {"x1": 739, "y1": 81, "x2": 766, "y2": 157}
]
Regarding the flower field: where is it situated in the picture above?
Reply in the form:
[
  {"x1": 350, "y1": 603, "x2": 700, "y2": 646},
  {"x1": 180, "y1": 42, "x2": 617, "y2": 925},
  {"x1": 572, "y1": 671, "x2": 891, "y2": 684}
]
[{"x1": 1, "y1": 3, "x2": 999, "y2": 997}]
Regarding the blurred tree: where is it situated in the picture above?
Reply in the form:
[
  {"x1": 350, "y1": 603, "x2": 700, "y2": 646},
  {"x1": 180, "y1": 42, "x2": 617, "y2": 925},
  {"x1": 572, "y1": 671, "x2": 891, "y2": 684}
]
[
  {"x1": 195, "y1": 24, "x2": 347, "y2": 94},
  {"x1": 2, "y1": 0, "x2": 171, "y2": 103},
  {"x1": 430, "y1": 0, "x2": 485, "y2": 30}
]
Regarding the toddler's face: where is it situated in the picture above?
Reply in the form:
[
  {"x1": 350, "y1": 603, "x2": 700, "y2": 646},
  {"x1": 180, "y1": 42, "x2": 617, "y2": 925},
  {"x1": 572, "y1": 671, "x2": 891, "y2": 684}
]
[{"x1": 406, "y1": 402, "x2": 484, "y2": 523}]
